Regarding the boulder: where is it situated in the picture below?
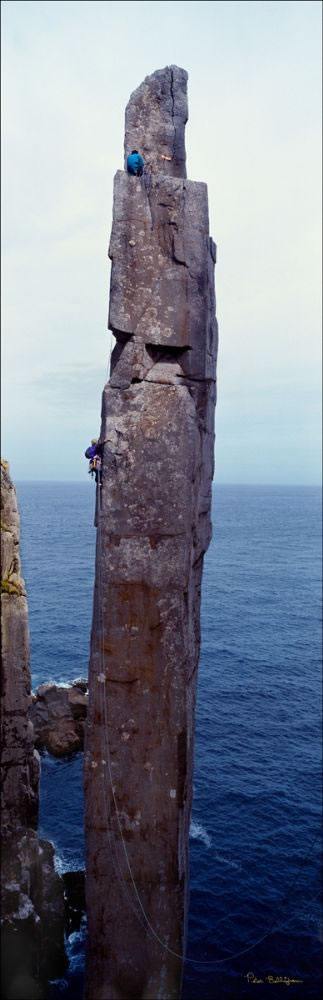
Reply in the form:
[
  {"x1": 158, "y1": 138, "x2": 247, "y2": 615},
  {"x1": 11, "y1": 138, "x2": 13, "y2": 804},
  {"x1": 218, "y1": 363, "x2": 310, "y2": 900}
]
[{"x1": 30, "y1": 681, "x2": 88, "y2": 756}]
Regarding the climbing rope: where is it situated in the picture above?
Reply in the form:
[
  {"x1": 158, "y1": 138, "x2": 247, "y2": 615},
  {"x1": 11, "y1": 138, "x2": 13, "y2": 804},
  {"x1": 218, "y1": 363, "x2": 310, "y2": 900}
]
[
  {"x1": 96, "y1": 502, "x2": 149, "y2": 932},
  {"x1": 94, "y1": 493, "x2": 320, "y2": 969}
]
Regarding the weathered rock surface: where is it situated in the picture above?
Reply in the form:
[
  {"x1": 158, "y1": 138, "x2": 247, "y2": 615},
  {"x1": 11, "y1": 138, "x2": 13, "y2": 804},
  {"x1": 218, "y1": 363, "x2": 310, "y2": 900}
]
[
  {"x1": 1, "y1": 462, "x2": 66, "y2": 998},
  {"x1": 30, "y1": 679, "x2": 88, "y2": 756},
  {"x1": 124, "y1": 64, "x2": 188, "y2": 178},
  {"x1": 1, "y1": 460, "x2": 40, "y2": 835},
  {"x1": 1, "y1": 834, "x2": 67, "y2": 998},
  {"x1": 85, "y1": 66, "x2": 218, "y2": 1000}
]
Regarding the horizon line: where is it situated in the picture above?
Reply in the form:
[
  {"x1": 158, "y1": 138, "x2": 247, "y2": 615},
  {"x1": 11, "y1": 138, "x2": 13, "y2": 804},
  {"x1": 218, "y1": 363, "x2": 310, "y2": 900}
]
[{"x1": 14, "y1": 479, "x2": 322, "y2": 488}]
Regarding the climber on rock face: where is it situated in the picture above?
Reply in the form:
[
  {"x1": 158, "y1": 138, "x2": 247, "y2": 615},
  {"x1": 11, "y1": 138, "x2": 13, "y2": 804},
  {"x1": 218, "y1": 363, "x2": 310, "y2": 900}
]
[
  {"x1": 85, "y1": 439, "x2": 103, "y2": 485},
  {"x1": 126, "y1": 150, "x2": 144, "y2": 176}
]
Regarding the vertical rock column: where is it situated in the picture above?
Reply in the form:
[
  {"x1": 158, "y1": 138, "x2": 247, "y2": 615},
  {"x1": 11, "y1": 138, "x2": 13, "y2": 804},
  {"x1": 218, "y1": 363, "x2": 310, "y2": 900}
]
[{"x1": 85, "y1": 66, "x2": 218, "y2": 1000}]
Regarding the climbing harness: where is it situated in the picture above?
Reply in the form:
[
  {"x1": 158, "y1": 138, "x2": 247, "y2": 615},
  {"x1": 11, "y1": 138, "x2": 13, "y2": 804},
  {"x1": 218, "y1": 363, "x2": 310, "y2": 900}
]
[{"x1": 88, "y1": 456, "x2": 101, "y2": 480}]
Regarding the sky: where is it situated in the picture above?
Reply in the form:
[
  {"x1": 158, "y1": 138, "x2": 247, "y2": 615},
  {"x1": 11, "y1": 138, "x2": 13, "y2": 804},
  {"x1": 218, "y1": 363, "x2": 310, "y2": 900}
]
[{"x1": 1, "y1": 0, "x2": 322, "y2": 483}]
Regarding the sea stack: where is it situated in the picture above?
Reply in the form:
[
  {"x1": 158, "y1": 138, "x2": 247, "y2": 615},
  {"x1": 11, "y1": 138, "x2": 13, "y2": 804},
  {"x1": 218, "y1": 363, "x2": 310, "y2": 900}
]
[{"x1": 85, "y1": 66, "x2": 218, "y2": 1000}]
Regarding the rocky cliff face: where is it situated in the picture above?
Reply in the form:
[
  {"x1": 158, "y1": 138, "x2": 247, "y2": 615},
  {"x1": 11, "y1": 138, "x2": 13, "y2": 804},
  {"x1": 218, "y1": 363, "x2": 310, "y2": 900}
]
[
  {"x1": 85, "y1": 66, "x2": 218, "y2": 1000},
  {"x1": 1, "y1": 462, "x2": 66, "y2": 999},
  {"x1": 1, "y1": 460, "x2": 39, "y2": 835}
]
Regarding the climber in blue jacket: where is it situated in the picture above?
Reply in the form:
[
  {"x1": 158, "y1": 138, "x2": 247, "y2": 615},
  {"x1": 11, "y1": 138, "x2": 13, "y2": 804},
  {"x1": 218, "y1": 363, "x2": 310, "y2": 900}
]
[{"x1": 127, "y1": 150, "x2": 144, "y2": 176}]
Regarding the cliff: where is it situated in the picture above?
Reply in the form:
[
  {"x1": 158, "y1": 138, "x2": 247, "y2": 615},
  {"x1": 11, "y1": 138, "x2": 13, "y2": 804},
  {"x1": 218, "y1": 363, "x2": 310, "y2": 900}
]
[
  {"x1": 1, "y1": 460, "x2": 39, "y2": 835},
  {"x1": 1, "y1": 462, "x2": 66, "y2": 998},
  {"x1": 85, "y1": 66, "x2": 218, "y2": 1000}
]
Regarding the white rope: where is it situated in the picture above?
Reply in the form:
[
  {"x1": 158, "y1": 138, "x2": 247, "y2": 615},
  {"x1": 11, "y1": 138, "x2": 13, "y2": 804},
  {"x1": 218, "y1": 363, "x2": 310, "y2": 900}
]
[
  {"x1": 96, "y1": 495, "x2": 185, "y2": 967},
  {"x1": 94, "y1": 479, "x2": 320, "y2": 969},
  {"x1": 96, "y1": 499, "x2": 150, "y2": 931}
]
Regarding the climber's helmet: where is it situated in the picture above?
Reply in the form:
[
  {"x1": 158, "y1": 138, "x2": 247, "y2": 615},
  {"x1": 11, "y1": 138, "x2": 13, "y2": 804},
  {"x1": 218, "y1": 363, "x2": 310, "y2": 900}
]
[
  {"x1": 91, "y1": 438, "x2": 98, "y2": 445},
  {"x1": 131, "y1": 150, "x2": 139, "y2": 155}
]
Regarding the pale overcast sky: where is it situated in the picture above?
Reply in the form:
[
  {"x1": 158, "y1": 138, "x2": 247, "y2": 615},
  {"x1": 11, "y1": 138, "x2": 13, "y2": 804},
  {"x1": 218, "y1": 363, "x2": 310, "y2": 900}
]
[{"x1": 1, "y1": 0, "x2": 321, "y2": 482}]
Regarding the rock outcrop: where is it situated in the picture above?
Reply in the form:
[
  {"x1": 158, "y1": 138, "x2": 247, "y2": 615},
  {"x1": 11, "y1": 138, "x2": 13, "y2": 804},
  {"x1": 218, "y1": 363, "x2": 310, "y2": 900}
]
[
  {"x1": 1, "y1": 462, "x2": 66, "y2": 999},
  {"x1": 1, "y1": 834, "x2": 67, "y2": 999},
  {"x1": 1, "y1": 460, "x2": 40, "y2": 834},
  {"x1": 85, "y1": 65, "x2": 218, "y2": 1000},
  {"x1": 124, "y1": 65, "x2": 188, "y2": 178},
  {"x1": 30, "y1": 679, "x2": 88, "y2": 756}
]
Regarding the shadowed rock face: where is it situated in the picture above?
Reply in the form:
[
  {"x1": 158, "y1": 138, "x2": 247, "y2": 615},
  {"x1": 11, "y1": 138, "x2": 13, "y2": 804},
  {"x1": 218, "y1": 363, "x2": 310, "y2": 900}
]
[{"x1": 85, "y1": 65, "x2": 218, "y2": 1000}]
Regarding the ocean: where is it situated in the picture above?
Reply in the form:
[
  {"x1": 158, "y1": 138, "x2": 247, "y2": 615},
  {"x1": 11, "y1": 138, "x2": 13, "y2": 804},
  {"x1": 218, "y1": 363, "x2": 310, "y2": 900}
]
[{"x1": 17, "y1": 483, "x2": 322, "y2": 999}]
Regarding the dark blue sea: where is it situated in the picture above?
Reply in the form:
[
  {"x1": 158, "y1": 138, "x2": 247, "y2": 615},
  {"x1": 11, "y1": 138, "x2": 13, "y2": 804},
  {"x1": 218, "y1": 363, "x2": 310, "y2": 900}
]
[{"x1": 17, "y1": 483, "x2": 322, "y2": 1000}]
